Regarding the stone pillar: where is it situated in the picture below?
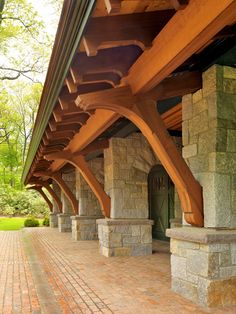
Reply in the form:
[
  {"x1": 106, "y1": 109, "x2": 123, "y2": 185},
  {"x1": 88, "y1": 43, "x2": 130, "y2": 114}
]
[
  {"x1": 98, "y1": 133, "x2": 158, "y2": 257},
  {"x1": 49, "y1": 213, "x2": 58, "y2": 228},
  {"x1": 49, "y1": 182, "x2": 60, "y2": 228},
  {"x1": 168, "y1": 65, "x2": 236, "y2": 307},
  {"x1": 58, "y1": 170, "x2": 76, "y2": 232},
  {"x1": 71, "y1": 158, "x2": 104, "y2": 240}
]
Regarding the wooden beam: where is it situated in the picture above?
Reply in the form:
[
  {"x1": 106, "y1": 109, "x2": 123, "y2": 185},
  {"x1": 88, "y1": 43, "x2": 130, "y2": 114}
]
[
  {"x1": 65, "y1": 73, "x2": 78, "y2": 93},
  {"x1": 76, "y1": 72, "x2": 202, "y2": 105},
  {"x1": 76, "y1": 87, "x2": 204, "y2": 227},
  {"x1": 79, "y1": 72, "x2": 121, "y2": 87},
  {"x1": 52, "y1": 103, "x2": 83, "y2": 122},
  {"x1": 34, "y1": 171, "x2": 78, "y2": 215},
  {"x1": 70, "y1": 46, "x2": 141, "y2": 84},
  {"x1": 58, "y1": 89, "x2": 79, "y2": 110},
  {"x1": 46, "y1": 130, "x2": 75, "y2": 141},
  {"x1": 171, "y1": 0, "x2": 189, "y2": 10},
  {"x1": 127, "y1": 0, "x2": 236, "y2": 93},
  {"x1": 49, "y1": 109, "x2": 120, "y2": 173},
  {"x1": 83, "y1": 10, "x2": 175, "y2": 56},
  {"x1": 45, "y1": 139, "x2": 109, "y2": 161},
  {"x1": 148, "y1": 71, "x2": 202, "y2": 100},
  {"x1": 28, "y1": 186, "x2": 53, "y2": 212},
  {"x1": 104, "y1": 0, "x2": 121, "y2": 14}
]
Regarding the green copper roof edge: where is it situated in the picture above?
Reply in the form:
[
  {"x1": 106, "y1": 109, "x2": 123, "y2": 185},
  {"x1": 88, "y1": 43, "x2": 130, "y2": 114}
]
[{"x1": 22, "y1": 0, "x2": 96, "y2": 183}]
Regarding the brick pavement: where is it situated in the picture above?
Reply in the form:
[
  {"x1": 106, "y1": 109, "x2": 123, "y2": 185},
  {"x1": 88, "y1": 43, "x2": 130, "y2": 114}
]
[
  {"x1": 0, "y1": 228, "x2": 236, "y2": 314},
  {"x1": 0, "y1": 231, "x2": 40, "y2": 314}
]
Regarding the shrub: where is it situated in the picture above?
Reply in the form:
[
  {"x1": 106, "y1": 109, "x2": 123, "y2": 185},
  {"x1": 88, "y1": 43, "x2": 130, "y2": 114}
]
[
  {"x1": 42, "y1": 217, "x2": 49, "y2": 226},
  {"x1": 0, "y1": 185, "x2": 50, "y2": 217},
  {"x1": 24, "y1": 217, "x2": 39, "y2": 227}
]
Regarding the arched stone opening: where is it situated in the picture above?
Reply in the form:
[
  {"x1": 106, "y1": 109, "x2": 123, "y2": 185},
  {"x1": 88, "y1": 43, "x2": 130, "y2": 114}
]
[{"x1": 148, "y1": 165, "x2": 175, "y2": 241}]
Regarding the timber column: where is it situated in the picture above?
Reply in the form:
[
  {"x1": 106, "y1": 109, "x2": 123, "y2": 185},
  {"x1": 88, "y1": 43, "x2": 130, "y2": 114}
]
[
  {"x1": 50, "y1": 182, "x2": 61, "y2": 228},
  {"x1": 71, "y1": 158, "x2": 104, "y2": 240},
  {"x1": 167, "y1": 65, "x2": 236, "y2": 307},
  {"x1": 58, "y1": 170, "x2": 76, "y2": 232},
  {"x1": 97, "y1": 134, "x2": 154, "y2": 257}
]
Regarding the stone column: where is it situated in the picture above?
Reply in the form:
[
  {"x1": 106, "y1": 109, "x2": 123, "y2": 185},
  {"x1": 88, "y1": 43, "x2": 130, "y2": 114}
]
[
  {"x1": 98, "y1": 133, "x2": 158, "y2": 257},
  {"x1": 167, "y1": 65, "x2": 236, "y2": 307},
  {"x1": 71, "y1": 158, "x2": 104, "y2": 241},
  {"x1": 49, "y1": 182, "x2": 60, "y2": 228},
  {"x1": 58, "y1": 170, "x2": 76, "y2": 232}
]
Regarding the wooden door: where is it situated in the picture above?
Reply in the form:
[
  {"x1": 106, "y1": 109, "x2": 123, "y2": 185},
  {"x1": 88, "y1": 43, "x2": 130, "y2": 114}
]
[{"x1": 148, "y1": 165, "x2": 174, "y2": 241}]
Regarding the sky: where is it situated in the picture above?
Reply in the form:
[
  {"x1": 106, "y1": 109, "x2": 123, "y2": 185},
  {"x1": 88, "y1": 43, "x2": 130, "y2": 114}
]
[{"x1": 28, "y1": 0, "x2": 62, "y2": 37}]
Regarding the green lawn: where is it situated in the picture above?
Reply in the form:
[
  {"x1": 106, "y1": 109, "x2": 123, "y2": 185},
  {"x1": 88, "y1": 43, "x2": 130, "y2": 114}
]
[{"x1": 0, "y1": 217, "x2": 43, "y2": 231}]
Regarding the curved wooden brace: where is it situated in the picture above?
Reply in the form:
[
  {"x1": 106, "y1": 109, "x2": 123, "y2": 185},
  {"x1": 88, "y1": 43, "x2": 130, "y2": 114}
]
[
  {"x1": 77, "y1": 87, "x2": 204, "y2": 227},
  {"x1": 34, "y1": 171, "x2": 78, "y2": 215},
  {"x1": 39, "y1": 181, "x2": 62, "y2": 213},
  {"x1": 28, "y1": 186, "x2": 53, "y2": 212},
  {"x1": 45, "y1": 154, "x2": 110, "y2": 218}
]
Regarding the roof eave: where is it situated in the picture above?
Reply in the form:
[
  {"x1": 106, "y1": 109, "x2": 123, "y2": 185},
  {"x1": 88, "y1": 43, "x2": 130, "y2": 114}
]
[{"x1": 22, "y1": 0, "x2": 96, "y2": 184}]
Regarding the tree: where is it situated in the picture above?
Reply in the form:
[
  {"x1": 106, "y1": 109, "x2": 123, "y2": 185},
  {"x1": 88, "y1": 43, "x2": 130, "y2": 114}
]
[
  {"x1": 0, "y1": 0, "x2": 51, "y2": 81},
  {"x1": 0, "y1": 81, "x2": 42, "y2": 188}
]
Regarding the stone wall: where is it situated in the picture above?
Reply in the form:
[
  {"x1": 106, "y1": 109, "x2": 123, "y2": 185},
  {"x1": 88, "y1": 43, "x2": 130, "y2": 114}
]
[
  {"x1": 61, "y1": 170, "x2": 76, "y2": 214},
  {"x1": 76, "y1": 158, "x2": 104, "y2": 217},
  {"x1": 58, "y1": 213, "x2": 72, "y2": 232},
  {"x1": 104, "y1": 133, "x2": 182, "y2": 220},
  {"x1": 182, "y1": 65, "x2": 236, "y2": 228},
  {"x1": 49, "y1": 213, "x2": 58, "y2": 228},
  {"x1": 104, "y1": 133, "x2": 158, "y2": 219},
  {"x1": 97, "y1": 219, "x2": 153, "y2": 257},
  {"x1": 52, "y1": 181, "x2": 61, "y2": 213},
  {"x1": 167, "y1": 227, "x2": 236, "y2": 307},
  {"x1": 71, "y1": 216, "x2": 98, "y2": 240}
]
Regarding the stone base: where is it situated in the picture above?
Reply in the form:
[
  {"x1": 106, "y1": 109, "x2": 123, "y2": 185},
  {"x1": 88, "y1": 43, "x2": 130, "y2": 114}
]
[
  {"x1": 71, "y1": 215, "x2": 102, "y2": 240},
  {"x1": 49, "y1": 213, "x2": 58, "y2": 228},
  {"x1": 169, "y1": 218, "x2": 182, "y2": 228},
  {"x1": 97, "y1": 219, "x2": 153, "y2": 257},
  {"x1": 166, "y1": 227, "x2": 236, "y2": 307},
  {"x1": 58, "y1": 213, "x2": 72, "y2": 232}
]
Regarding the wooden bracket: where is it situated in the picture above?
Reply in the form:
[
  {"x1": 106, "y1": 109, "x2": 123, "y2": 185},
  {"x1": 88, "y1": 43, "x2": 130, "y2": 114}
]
[
  {"x1": 69, "y1": 155, "x2": 110, "y2": 218},
  {"x1": 44, "y1": 152, "x2": 110, "y2": 218},
  {"x1": 30, "y1": 180, "x2": 62, "y2": 213},
  {"x1": 28, "y1": 185, "x2": 53, "y2": 212},
  {"x1": 34, "y1": 171, "x2": 78, "y2": 215},
  {"x1": 76, "y1": 86, "x2": 204, "y2": 227}
]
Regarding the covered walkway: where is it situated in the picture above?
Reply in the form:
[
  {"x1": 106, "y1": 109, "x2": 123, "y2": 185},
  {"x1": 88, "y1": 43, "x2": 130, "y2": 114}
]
[{"x1": 0, "y1": 228, "x2": 235, "y2": 314}]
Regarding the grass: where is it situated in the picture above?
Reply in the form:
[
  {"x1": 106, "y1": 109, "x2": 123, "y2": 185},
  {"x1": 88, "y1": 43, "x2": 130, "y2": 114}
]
[{"x1": 0, "y1": 217, "x2": 43, "y2": 231}]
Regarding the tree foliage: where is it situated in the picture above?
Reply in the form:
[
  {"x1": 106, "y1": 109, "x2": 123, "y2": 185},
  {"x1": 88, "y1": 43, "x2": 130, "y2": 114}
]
[
  {"x1": 0, "y1": 0, "x2": 62, "y2": 215},
  {"x1": 0, "y1": 0, "x2": 52, "y2": 81}
]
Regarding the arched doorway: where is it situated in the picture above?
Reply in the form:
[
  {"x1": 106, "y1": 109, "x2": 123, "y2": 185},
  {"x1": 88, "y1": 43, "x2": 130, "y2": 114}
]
[{"x1": 148, "y1": 165, "x2": 174, "y2": 241}]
